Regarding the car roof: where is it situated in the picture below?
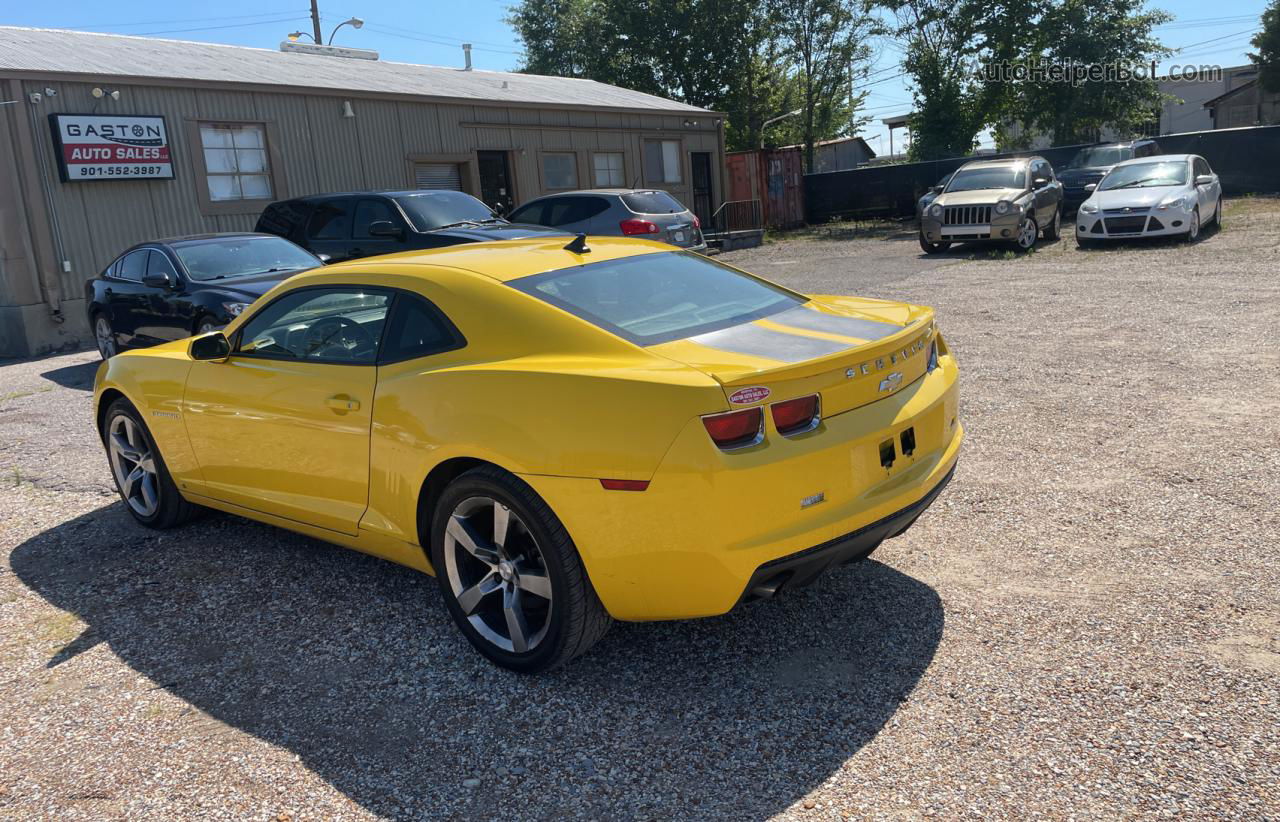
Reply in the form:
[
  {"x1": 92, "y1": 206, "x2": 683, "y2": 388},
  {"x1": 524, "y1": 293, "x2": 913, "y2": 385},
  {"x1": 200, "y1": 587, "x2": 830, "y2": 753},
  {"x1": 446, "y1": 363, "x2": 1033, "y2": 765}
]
[
  {"x1": 121, "y1": 232, "x2": 279, "y2": 250},
  {"x1": 1111, "y1": 153, "x2": 1196, "y2": 167},
  {"x1": 957, "y1": 157, "x2": 1034, "y2": 170},
  {"x1": 287, "y1": 236, "x2": 675, "y2": 284},
  {"x1": 281, "y1": 190, "x2": 475, "y2": 203},
  {"x1": 521, "y1": 188, "x2": 674, "y2": 200}
]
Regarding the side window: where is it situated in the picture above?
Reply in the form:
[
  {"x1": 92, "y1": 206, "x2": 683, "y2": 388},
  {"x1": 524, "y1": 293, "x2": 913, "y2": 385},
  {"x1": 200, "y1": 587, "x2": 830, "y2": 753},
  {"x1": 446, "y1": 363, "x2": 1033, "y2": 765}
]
[
  {"x1": 116, "y1": 250, "x2": 149, "y2": 282},
  {"x1": 307, "y1": 201, "x2": 352, "y2": 241},
  {"x1": 147, "y1": 250, "x2": 180, "y2": 280},
  {"x1": 544, "y1": 197, "x2": 593, "y2": 227},
  {"x1": 580, "y1": 197, "x2": 610, "y2": 220},
  {"x1": 237, "y1": 287, "x2": 391, "y2": 364},
  {"x1": 381, "y1": 294, "x2": 465, "y2": 363},
  {"x1": 353, "y1": 199, "x2": 402, "y2": 239},
  {"x1": 508, "y1": 201, "x2": 545, "y2": 225}
]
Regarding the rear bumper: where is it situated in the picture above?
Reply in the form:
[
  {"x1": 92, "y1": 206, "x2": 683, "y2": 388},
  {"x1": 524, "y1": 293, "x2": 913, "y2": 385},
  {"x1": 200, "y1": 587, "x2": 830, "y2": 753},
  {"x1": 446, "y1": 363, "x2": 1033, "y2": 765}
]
[
  {"x1": 522, "y1": 351, "x2": 962, "y2": 621},
  {"x1": 739, "y1": 463, "x2": 955, "y2": 603}
]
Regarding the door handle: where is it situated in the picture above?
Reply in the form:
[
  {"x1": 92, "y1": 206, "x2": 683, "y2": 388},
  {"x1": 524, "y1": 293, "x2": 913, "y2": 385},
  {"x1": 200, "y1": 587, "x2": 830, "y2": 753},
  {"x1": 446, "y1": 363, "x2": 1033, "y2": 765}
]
[{"x1": 326, "y1": 395, "x2": 360, "y2": 412}]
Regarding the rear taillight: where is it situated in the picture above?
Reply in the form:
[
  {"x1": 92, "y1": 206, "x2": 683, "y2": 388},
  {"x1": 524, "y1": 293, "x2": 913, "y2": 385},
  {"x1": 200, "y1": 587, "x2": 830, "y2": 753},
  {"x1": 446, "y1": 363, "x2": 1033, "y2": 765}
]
[
  {"x1": 692, "y1": 215, "x2": 701, "y2": 230},
  {"x1": 620, "y1": 218, "x2": 660, "y2": 235},
  {"x1": 771, "y1": 394, "x2": 820, "y2": 435},
  {"x1": 702, "y1": 407, "x2": 763, "y2": 450}
]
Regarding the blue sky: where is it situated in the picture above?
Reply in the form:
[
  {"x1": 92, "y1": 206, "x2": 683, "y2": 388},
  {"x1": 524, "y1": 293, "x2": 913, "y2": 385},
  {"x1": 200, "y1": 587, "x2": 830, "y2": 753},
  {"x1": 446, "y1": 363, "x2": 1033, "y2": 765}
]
[{"x1": 3, "y1": 0, "x2": 1270, "y2": 152}]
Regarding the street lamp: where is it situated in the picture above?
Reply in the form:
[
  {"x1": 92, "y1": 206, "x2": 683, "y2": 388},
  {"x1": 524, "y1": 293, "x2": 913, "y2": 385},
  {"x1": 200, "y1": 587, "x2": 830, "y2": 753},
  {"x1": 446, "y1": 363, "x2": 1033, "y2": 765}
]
[
  {"x1": 760, "y1": 108, "x2": 802, "y2": 149},
  {"x1": 327, "y1": 17, "x2": 363, "y2": 44},
  {"x1": 287, "y1": 31, "x2": 315, "y2": 42}
]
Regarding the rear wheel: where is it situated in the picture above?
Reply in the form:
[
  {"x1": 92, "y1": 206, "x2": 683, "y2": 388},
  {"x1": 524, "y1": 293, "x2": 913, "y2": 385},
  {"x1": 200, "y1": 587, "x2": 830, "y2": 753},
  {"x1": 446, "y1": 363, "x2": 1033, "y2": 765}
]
[
  {"x1": 94, "y1": 314, "x2": 117, "y2": 360},
  {"x1": 918, "y1": 233, "x2": 950, "y2": 255},
  {"x1": 430, "y1": 465, "x2": 611, "y2": 673},
  {"x1": 102, "y1": 398, "x2": 199, "y2": 529}
]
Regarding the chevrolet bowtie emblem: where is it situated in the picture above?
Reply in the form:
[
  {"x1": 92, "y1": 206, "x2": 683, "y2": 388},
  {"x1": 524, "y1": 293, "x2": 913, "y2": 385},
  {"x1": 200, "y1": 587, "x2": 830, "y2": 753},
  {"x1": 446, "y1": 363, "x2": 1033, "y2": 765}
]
[{"x1": 878, "y1": 372, "x2": 904, "y2": 392}]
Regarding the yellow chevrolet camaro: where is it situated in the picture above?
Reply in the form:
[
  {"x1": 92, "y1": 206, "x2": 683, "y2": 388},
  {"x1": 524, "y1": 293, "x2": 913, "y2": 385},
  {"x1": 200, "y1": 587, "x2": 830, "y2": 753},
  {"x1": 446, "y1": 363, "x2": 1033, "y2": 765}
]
[{"x1": 94, "y1": 236, "x2": 963, "y2": 673}]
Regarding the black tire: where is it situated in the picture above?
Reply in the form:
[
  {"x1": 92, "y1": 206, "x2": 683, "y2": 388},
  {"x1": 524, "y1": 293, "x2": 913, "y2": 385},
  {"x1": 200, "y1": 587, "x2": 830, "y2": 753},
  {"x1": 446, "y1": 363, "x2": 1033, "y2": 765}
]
[
  {"x1": 93, "y1": 312, "x2": 117, "y2": 360},
  {"x1": 101, "y1": 398, "x2": 200, "y2": 529},
  {"x1": 1213, "y1": 196, "x2": 1223, "y2": 227},
  {"x1": 1042, "y1": 205, "x2": 1061, "y2": 241},
  {"x1": 1183, "y1": 207, "x2": 1201, "y2": 243},
  {"x1": 918, "y1": 233, "x2": 950, "y2": 255},
  {"x1": 1013, "y1": 215, "x2": 1039, "y2": 252},
  {"x1": 429, "y1": 465, "x2": 611, "y2": 674}
]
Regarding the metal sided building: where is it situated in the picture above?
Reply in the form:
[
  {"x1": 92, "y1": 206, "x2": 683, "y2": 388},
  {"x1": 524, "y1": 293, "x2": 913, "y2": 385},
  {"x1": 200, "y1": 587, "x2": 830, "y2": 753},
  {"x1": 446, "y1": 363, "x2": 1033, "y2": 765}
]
[{"x1": 0, "y1": 27, "x2": 726, "y2": 357}]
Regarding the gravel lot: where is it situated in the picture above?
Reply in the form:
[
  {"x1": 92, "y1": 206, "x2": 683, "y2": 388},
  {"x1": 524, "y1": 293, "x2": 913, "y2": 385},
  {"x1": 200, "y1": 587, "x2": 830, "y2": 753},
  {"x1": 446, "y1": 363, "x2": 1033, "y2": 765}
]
[{"x1": 2, "y1": 199, "x2": 1278, "y2": 820}]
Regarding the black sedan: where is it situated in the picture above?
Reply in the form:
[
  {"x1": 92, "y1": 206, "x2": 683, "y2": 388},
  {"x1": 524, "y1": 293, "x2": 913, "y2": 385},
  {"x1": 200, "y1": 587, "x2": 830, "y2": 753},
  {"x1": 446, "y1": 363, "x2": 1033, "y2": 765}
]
[
  {"x1": 254, "y1": 190, "x2": 569, "y2": 263},
  {"x1": 85, "y1": 233, "x2": 322, "y2": 359}
]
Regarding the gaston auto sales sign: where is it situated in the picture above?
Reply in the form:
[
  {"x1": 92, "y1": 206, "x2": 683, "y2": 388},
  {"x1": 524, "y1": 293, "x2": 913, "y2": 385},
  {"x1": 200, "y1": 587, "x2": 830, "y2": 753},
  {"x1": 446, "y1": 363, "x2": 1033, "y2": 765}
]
[{"x1": 49, "y1": 114, "x2": 174, "y2": 181}]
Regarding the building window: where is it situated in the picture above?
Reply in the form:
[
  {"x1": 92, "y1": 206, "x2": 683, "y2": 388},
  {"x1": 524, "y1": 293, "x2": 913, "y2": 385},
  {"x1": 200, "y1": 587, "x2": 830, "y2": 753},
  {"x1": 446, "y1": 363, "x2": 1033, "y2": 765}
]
[
  {"x1": 200, "y1": 123, "x2": 273, "y2": 202},
  {"x1": 644, "y1": 140, "x2": 682, "y2": 184},
  {"x1": 593, "y1": 152, "x2": 625, "y2": 187},
  {"x1": 542, "y1": 152, "x2": 578, "y2": 190}
]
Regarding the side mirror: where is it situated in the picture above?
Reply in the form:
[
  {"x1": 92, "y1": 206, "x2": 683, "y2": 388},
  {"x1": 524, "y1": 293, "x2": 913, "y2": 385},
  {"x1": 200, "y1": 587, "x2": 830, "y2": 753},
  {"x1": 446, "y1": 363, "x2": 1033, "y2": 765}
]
[
  {"x1": 368, "y1": 220, "x2": 405, "y2": 239},
  {"x1": 1084, "y1": 182, "x2": 1097, "y2": 192},
  {"x1": 1033, "y1": 177, "x2": 1049, "y2": 188},
  {"x1": 929, "y1": 185, "x2": 944, "y2": 194},
  {"x1": 1194, "y1": 174, "x2": 1214, "y2": 186},
  {"x1": 190, "y1": 331, "x2": 230, "y2": 362},
  {"x1": 316, "y1": 253, "x2": 332, "y2": 264},
  {"x1": 142, "y1": 270, "x2": 177, "y2": 289}
]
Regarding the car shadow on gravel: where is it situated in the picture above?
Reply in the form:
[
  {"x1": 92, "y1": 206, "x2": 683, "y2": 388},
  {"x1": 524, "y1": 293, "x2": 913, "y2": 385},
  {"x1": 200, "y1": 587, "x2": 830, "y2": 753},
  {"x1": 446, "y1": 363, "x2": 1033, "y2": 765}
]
[
  {"x1": 40, "y1": 359, "x2": 98, "y2": 391},
  {"x1": 13, "y1": 504, "x2": 944, "y2": 820}
]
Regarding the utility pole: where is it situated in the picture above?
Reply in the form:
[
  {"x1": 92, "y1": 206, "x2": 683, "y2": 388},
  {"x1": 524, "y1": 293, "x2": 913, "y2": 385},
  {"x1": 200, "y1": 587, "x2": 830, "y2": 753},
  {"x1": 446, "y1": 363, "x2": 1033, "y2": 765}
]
[{"x1": 309, "y1": 0, "x2": 323, "y2": 45}]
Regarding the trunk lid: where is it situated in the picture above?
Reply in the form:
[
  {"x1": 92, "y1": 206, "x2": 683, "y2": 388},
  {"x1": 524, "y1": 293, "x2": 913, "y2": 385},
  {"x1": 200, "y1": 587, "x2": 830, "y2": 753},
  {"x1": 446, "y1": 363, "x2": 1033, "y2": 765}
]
[{"x1": 649, "y1": 297, "x2": 936, "y2": 416}]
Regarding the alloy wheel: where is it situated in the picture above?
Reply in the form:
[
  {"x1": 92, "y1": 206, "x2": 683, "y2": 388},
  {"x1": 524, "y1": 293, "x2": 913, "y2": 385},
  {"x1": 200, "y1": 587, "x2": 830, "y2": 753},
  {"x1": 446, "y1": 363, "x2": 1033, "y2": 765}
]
[
  {"x1": 443, "y1": 496, "x2": 553, "y2": 654},
  {"x1": 95, "y1": 316, "x2": 117, "y2": 359},
  {"x1": 1188, "y1": 209, "x2": 1200, "y2": 241},
  {"x1": 1017, "y1": 217, "x2": 1037, "y2": 249},
  {"x1": 107, "y1": 414, "x2": 160, "y2": 517},
  {"x1": 197, "y1": 320, "x2": 218, "y2": 335}
]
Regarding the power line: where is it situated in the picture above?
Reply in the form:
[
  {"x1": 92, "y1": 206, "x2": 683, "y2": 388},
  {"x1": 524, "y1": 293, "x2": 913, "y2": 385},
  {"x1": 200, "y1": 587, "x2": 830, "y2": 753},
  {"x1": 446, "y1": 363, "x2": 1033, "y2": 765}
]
[{"x1": 122, "y1": 17, "x2": 309, "y2": 37}]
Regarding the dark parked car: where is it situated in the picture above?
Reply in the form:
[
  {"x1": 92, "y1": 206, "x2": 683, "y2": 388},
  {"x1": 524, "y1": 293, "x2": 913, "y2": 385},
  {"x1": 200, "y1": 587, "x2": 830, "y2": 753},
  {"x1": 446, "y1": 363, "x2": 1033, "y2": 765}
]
[
  {"x1": 255, "y1": 190, "x2": 568, "y2": 263},
  {"x1": 917, "y1": 172, "x2": 954, "y2": 218},
  {"x1": 507, "y1": 189, "x2": 707, "y2": 252},
  {"x1": 1057, "y1": 139, "x2": 1160, "y2": 214},
  {"x1": 86, "y1": 233, "x2": 322, "y2": 359}
]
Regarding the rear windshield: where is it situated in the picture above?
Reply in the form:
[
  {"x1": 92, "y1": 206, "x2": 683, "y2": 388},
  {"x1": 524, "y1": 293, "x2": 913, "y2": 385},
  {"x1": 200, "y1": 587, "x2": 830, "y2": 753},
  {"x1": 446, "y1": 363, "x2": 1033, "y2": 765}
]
[
  {"x1": 621, "y1": 190, "x2": 687, "y2": 215},
  {"x1": 509, "y1": 251, "x2": 803, "y2": 346},
  {"x1": 945, "y1": 166, "x2": 1026, "y2": 192},
  {"x1": 392, "y1": 191, "x2": 499, "y2": 231},
  {"x1": 173, "y1": 236, "x2": 319, "y2": 281}
]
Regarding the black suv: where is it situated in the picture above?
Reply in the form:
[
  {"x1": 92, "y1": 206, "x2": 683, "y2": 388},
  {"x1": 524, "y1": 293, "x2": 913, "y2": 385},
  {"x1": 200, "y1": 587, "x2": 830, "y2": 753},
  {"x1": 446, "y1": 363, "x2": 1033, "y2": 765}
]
[
  {"x1": 1057, "y1": 139, "x2": 1160, "y2": 214},
  {"x1": 255, "y1": 190, "x2": 568, "y2": 263}
]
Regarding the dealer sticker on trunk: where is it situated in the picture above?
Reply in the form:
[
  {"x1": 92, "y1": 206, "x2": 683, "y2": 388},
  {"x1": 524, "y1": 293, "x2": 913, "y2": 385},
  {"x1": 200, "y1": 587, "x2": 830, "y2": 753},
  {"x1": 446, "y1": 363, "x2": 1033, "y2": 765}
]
[{"x1": 728, "y1": 386, "x2": 771, "y2": 405}]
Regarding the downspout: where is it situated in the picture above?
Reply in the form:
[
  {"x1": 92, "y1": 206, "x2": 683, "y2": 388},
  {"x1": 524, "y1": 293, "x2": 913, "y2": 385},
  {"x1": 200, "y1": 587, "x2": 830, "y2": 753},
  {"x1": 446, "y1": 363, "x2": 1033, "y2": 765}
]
[{"x1": 24, "y1": 92, "x2": 65, "y2": 322}]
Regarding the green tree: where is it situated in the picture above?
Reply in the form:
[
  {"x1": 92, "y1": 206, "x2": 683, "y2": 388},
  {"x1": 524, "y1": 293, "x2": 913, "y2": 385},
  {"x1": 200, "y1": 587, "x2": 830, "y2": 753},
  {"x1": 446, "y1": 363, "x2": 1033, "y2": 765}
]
[
  {"x1": 976, "y1": 0, "x2": 1170, "y2": 147},
  {"x1": 773, "y1": 0, "x2": 875, "y2": 169},
  {"x1": 1251, "y1": 0, "x2": 1280, "y2": 92},
  {"x1": 508, "y1": 0, "x2": 875, "y2": 154},
  {"x1": 885, "y1": 0, "x2": 985, "y2": 160}
]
